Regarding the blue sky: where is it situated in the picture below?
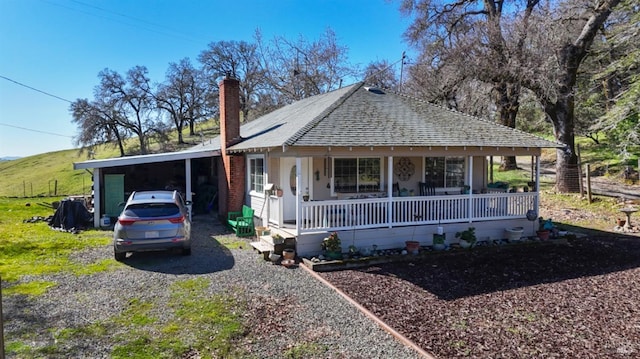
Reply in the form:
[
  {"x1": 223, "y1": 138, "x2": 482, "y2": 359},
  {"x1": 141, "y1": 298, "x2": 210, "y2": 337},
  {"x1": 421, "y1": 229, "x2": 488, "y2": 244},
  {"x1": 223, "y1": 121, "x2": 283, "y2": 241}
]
[{"x1": 0, "y1": 0, "x2": 414, "y2": 158}]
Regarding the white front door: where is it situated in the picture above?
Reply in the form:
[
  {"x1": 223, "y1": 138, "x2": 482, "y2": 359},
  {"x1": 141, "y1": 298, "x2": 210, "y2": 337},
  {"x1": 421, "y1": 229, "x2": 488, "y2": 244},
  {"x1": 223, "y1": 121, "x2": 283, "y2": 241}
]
[{"x1": 280, "y1": 157, "x2": 310, "y2": 222}]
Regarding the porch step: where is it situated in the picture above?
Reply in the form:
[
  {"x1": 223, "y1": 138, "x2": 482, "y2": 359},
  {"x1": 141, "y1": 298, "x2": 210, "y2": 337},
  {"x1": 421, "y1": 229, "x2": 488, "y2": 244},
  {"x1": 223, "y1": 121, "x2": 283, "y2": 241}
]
[
  {"x1": 249, "y1": 240, "x2": 274, "y2": 261},
  {"x1": 261, "y1": 235, "x2": 282, "y2": 246},
  {"x1": 250, "y1": 227, "x2": 297, "y2": 261}
]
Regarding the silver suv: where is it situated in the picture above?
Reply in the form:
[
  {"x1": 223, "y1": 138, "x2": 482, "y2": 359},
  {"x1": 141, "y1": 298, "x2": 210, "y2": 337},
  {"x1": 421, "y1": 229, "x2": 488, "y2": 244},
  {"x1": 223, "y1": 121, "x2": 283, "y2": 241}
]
[{"x1": 113, "y1": 190, "x2": 191, "y2": 261}]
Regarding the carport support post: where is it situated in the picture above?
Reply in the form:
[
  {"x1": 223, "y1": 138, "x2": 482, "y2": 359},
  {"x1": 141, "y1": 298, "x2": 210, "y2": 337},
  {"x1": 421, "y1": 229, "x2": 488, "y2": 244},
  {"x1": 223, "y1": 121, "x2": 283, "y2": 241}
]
[
  {"x1": 185, "y1": 159, "x2": 192, "y2": 220},
  {"x1": 93, "y1": 168, "x2": 102, "y2": 228}
]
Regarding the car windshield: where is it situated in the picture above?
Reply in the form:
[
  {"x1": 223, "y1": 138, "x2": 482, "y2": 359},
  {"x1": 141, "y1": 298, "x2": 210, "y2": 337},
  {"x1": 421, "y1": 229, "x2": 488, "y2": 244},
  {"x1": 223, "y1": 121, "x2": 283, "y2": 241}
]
[{"x1": 124, "y1": 203, "x2": 180, "y2": 218}]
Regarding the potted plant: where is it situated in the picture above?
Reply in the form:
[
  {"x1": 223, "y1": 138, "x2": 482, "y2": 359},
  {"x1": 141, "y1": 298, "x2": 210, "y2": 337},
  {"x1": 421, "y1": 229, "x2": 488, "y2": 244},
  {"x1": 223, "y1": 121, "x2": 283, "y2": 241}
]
[
  {"x1": 537, "y1": 217, "x2": 553, "y2": 240},
  {"x1": 303, "y1": 187, "x2": 310, "y2": 201},
  {"x1": 321, "y1": 232, "x2": 342, "y2": 260},
  {"x1": 433, "y1": 232, "x2": 446, "y2": 251},
  {"x1": 455, "y1": 227, "x2": 476, "y2": 249},
  {"x1": 271, "y1": 233, "x2": 284, "y2": 245}
]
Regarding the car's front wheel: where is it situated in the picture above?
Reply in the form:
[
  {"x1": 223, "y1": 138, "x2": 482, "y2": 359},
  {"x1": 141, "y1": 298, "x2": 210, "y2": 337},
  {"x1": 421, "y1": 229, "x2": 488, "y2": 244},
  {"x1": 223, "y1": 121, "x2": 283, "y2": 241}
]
[{"x1": 114, "y1": 249, "x2": 126, "y2": 261}]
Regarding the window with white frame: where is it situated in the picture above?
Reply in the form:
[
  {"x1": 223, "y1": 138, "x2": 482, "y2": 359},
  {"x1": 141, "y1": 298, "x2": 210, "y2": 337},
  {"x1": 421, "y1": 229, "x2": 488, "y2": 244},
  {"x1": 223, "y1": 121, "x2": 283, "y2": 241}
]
[
  {"x1": 424, "y1": 157, "x2": 465, "y2": 188},
  {"x1": 248, "y1": 156, "x2": 265, "y2": 193},
  {"x1": 333, "y1": 157, "x2": 381, "y2": 193}
]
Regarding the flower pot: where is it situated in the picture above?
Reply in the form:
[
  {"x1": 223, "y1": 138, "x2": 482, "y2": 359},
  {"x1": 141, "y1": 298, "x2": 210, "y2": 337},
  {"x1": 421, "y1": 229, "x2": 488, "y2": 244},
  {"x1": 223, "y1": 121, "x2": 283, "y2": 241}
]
[
  {"x1": 276, "y1": 189, "x2": 283, "y2": 197},
  {"x1": 433, "y1": 233, "x2": 446, "y2": 250},
  {"x1": 459, "y1": 239, "x2": 472, "y2": 249},
  {"x1": 303, "y1": 195, "x2": 310, "y2": 201},
  {"x1": 405, "y1": 240, "x2": 420, "y2": 252},
  {"x1": 282, "y1": 248, "x2": 295, "y2": 260},
  {"x1": 537, "y1": 230, "x2": 550, "y2": 240},
  {"x1": 505, "y1": 227, "x2": 524, "y2": 242},
  {"x1": 617, "y1": 218, "x2": 626, "y2": 227},
  {"x1": 326, "y1": 251, "x2": 342, "y2": 260}
]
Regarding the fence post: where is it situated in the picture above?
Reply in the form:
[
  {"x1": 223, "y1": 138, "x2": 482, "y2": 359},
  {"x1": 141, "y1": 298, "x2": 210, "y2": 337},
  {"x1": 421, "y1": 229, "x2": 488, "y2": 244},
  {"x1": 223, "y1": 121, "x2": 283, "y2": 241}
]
[
  {"x1": 1, "y1": 275, "x2": 5, "y2": 359},
  {"x1": 586, "y1": 164, "x2": 592, "y2": 204}
]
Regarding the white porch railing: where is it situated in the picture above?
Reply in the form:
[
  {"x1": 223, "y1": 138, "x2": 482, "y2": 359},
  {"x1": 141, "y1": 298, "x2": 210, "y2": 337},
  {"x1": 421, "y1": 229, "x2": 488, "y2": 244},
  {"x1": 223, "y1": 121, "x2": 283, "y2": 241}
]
[{"x1": 297, "y1": 192, "x2": 537, "y2": 233}]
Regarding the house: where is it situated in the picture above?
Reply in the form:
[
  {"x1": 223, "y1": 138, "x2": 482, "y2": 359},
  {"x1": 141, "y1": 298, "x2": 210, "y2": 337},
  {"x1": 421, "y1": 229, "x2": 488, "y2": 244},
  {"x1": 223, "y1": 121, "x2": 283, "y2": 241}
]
[{"x1": 75, "y1": 76, "x2": 561, "y2": 257}]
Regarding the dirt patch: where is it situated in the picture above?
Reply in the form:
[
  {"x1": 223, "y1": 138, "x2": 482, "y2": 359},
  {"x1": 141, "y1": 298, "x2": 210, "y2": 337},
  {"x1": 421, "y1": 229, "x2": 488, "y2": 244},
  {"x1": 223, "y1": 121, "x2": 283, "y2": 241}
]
[{"x1": 318, "y1": 236, "x2": 640, "y2": 358}]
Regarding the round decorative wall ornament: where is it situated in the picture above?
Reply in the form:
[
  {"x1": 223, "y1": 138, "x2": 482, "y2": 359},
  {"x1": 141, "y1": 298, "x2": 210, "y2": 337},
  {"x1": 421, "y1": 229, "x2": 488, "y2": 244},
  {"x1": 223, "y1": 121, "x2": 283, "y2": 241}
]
[{"x1": 395, "y1": 157, "x2": 415, "y2": 181}]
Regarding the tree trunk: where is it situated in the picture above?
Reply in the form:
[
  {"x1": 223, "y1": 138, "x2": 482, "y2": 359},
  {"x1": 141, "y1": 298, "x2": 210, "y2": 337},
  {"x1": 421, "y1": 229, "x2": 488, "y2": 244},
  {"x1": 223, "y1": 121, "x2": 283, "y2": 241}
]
[
  {"x1": 545, "y1": 100, "x2": 581, "y2": 193},
  {"x1": 495, "y1": 82, "x2": 520, "y2": 170},
  {"x1": 139, "y1": 135, "x2": 147, "y2": 155}
]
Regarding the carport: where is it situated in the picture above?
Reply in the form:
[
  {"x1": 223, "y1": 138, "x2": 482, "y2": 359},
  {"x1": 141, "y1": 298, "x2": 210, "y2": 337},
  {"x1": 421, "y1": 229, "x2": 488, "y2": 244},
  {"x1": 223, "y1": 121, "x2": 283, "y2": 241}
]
[{"x1": 74, "y1": 148, "x2": 220, "y2": 227}]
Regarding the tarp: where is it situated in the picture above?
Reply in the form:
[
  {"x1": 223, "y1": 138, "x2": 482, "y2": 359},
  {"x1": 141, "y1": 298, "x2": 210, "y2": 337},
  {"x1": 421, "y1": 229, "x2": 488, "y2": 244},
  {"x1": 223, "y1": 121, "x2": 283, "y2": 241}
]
[{"x1": 49, "y1": 199, "x2": 93, "y2": 231}]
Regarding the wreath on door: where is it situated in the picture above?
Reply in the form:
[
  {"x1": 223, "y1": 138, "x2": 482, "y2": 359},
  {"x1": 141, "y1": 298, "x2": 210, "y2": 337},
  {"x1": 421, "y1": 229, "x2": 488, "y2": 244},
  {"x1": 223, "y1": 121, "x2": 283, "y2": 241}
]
[{"x1": 394, "y1": 157, "x2": 415, "y2": 181}]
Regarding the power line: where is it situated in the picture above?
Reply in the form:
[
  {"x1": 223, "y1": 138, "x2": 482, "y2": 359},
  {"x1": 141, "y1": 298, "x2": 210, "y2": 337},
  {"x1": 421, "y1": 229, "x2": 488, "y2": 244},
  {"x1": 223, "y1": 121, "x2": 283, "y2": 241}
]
[
  {"x1": 0, "y1": 122, "x2": 74, "y2": 138},
  {"x1": 0, "y1": 75, "x2": 72, "y2": 103}
]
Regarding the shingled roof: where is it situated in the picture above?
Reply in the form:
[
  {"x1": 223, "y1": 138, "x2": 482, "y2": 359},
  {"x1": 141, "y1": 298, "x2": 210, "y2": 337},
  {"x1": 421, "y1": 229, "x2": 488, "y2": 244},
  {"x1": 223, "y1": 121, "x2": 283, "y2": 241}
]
[{"x1": 211, "y1": 82, "x2": 560, "y2": 152}]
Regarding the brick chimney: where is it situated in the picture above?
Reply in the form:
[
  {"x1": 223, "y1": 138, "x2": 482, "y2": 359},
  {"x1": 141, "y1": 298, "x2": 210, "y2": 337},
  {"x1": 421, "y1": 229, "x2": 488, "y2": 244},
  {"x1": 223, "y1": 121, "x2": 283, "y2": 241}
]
[{"x1": 218, "y1": 76, "x2": 245, "y2": 216}]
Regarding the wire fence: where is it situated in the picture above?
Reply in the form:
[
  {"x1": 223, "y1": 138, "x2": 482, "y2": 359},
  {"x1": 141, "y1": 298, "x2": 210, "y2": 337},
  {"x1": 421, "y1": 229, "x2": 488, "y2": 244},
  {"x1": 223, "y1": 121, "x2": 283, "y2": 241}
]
[{"x1": 1, "y1": 179, "x2": 92, "y2": 199}]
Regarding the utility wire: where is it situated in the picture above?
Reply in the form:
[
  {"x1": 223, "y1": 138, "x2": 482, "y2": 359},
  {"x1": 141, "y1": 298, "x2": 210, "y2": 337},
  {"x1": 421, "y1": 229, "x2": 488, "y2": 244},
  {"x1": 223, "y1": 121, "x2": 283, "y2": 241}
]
[
  {"x1": 0, "y1": 75, "x2": 72, "y2": 103},
  {"x1": 0, "y1": 122, "x2": 73, "y2": 138}
]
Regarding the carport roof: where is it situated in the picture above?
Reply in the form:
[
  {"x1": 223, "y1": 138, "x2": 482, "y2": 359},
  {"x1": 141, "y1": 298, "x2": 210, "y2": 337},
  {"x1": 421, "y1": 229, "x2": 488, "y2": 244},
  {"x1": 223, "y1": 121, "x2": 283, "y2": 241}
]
[{"x1": 73, "y1": 147, "x2": 219, "y2": 170}]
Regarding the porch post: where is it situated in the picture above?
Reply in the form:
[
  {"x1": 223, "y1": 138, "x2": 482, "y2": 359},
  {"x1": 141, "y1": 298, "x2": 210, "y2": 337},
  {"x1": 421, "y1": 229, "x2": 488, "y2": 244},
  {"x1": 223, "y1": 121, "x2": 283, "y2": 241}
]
[
  {"x1": 468, "y1": 156, "x2": 473, "y2": 223},
  {"x1": 535, "y1": 155, "x2": 541, "y2": 215},
  {"x1": 387, "y1": 156, "x2": 393, "y2": 228},
  {"x1": 296, "y1": 157, "x2": 302, "y2": 233},
  {"x1": 185, "y1": 158, "x2": 192, "y2": 220}
]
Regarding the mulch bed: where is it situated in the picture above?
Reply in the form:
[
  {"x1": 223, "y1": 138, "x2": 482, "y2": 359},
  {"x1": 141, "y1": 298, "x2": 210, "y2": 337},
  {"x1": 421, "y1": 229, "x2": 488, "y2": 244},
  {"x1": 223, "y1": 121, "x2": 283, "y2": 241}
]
[{"x1": 317, "y1": 235, "x2": 640, "y2": 358}]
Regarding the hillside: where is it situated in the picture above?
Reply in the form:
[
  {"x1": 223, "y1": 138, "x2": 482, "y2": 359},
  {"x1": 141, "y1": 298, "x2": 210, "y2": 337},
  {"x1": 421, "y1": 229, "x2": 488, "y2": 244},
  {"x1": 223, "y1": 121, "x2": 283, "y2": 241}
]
[{"x1": 0, "y1": 121, "x2": 221, "y2": 197}]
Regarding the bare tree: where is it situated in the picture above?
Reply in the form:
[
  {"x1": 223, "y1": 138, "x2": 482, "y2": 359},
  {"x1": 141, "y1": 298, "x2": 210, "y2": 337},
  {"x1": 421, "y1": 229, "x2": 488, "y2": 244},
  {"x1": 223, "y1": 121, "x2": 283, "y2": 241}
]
[
  {"x1": 156, "y1": 58, "x2": 209, "y2": 144},
  {"x1": 96, "y1": 66, "x2": 159, "y2": 155},
  {"x1": 198, "y1": 40, "x2": 265, "y2": 121},
  {"x1": 259, "y1": 28, "x2": 354, "y2": 104},
  {"x1": 70, "y1": 98, "x2": 128, "y2": 157},
  {"x1": 401, "y1": 0, "x2": 541, "y2": 170},
  {"x1": 402, "y1": 0, "x2": 623, "y2": 190},
  {"x1": 362, "y1": 60, "x2": 399, "y2": 90}
]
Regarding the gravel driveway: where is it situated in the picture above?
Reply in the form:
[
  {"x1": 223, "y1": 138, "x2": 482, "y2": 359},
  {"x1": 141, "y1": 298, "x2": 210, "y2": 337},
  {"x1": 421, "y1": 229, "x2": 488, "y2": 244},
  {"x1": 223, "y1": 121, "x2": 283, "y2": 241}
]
[{"x1": 2, "y1": 216, "x2": 422, "y2": 359}]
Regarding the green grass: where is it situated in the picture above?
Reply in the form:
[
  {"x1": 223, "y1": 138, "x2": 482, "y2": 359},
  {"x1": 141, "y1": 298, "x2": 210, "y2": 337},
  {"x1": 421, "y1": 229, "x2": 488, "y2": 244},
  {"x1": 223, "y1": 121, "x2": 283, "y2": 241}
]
[
  {"x1": 62, "y1": 278, "x2": 246, "y2": 359},
  {"x1": 0, "y1": 197, "x2": 113, "y2": 285}
]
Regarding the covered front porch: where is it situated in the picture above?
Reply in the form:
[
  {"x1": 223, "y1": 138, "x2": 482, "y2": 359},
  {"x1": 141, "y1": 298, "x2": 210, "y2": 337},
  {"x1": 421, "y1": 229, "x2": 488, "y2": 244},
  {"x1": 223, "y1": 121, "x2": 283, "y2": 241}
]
[{"x1": 257, "y1": 153, "x2": 542, "y2": 257}]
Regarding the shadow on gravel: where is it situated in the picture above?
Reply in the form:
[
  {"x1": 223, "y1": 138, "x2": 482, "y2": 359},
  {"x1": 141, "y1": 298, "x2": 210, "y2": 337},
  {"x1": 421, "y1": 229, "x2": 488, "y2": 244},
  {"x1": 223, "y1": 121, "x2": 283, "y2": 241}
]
[
  {"x1": 361, "y1": 228, "x2": 640, "y2": 301},
  {"x1": 117, "y1": 218, "x2": 237, "y2": 275}
]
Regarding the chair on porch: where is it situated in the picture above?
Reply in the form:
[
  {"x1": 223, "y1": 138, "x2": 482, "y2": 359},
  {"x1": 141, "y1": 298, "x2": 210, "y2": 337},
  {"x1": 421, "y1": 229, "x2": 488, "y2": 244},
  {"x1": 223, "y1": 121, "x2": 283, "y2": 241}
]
[{"x1": 418, "y1": 181, "x2": 436, "y2": 196}]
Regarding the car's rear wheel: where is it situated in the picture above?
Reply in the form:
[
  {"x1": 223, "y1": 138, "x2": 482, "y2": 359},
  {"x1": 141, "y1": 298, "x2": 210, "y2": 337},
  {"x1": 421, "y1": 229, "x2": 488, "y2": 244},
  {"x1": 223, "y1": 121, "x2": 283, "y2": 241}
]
[
  {"x1": 114, "y1": 249, "x2": 126, "y2": 261},
  {"x1": 182, "y1": 247, "x2": 191, "y2": 256}
]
